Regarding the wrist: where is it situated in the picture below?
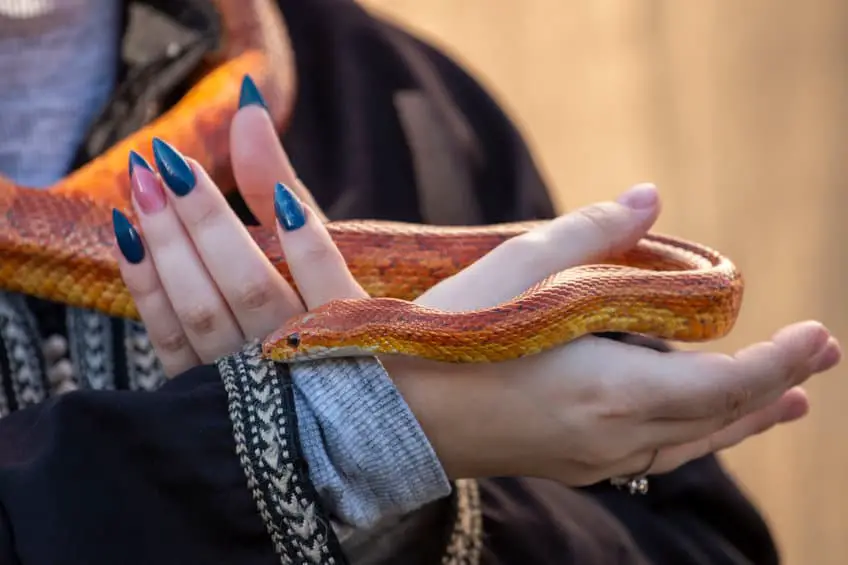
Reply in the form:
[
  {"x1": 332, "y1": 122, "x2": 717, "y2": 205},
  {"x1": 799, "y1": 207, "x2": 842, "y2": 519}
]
[{"x1": 380, "y1": 356, "x2": 527, "y2": 480}]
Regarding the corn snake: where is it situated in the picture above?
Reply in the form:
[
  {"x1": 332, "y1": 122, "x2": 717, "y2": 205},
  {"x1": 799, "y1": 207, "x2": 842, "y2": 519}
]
[{"x1": 0, "y1": 0, "x2": 744, "y2": 364}]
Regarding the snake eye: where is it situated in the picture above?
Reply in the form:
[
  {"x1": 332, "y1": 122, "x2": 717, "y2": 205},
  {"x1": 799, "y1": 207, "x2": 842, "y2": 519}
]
[{"x1": 286, "y1": 333, "x2": 301, "y2": 348}]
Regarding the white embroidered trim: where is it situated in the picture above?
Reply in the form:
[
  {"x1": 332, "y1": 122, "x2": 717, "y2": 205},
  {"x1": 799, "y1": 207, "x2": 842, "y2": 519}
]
[
  {"x1": 66, "y1": 307, "x2": 115, "y2": 390},
  {"x1": 123, "y1": 319, "x2": 166, "y2": 391},
  {"x1": 218, "y1": 341, "x2": 482, "y2": 565},
  {"x1": 0, "y1": 292, "x2": 46, "y2": 412}
]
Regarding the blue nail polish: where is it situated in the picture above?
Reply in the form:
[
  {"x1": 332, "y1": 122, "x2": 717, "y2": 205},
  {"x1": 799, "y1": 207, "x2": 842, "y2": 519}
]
[
  {"x1": 238, "y1": 74, "x2": 268, "y2": 110},
  {"x1": 128, "y1": 150, "x2": 153, "y2": 177},
  {"x1": 112, "y1": 209, "x2": 145, "y2": 264},
  {"x1": 274, "y1": 182, "x2": 306, "y2": 231},
  {"x1": 152, "y1": 138, "x2": 196, "y2": 196}
]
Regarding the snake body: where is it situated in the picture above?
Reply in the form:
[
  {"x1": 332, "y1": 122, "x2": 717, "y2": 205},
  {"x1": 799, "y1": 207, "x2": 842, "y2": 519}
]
[
  {"x1": 262, "y1": 227, "x2": 744, "y2": 363},
  {"x1": 0, "y1": 0, "x2": 745, "y2": 365}
]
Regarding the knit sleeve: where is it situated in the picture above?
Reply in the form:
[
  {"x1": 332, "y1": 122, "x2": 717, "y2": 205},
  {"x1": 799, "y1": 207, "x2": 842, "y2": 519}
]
[
  {"x1": 217, "y1": 342, "x2": 451, "y2": 533},
  {"x1": 290, "y1": 357, "x2": 451, "y2": 528}
]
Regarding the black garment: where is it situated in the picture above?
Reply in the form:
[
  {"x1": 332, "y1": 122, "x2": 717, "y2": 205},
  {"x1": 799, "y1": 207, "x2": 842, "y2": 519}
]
[{"x1": 0, "y1": 1, "x2": 780, "y2": 564}]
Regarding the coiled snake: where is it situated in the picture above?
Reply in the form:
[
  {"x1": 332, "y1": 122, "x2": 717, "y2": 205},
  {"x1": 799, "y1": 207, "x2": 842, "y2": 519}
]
[{"x1": 0, "y1": 0, "x2": 744, "y2": 364}]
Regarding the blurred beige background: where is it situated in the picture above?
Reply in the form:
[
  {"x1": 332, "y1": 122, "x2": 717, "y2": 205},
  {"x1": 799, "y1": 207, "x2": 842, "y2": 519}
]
[{"x1": 361, "y1": 1, "x2": 848, "y2": 564}]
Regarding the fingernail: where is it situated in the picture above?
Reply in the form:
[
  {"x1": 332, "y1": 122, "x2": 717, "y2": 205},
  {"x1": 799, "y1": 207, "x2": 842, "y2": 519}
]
[
  {"x1": 616, "y1": 183, "x2": 657, "y2": 209},
  {"x1": 112, "y1": 209, "x2": 145, "y2": 264},
  {"x1": 131, "y1": 166, "x2": 166, "y2": 215},
  {"x1": 274, "y1": 182, "x2": 306, "y2": 231},
  {"x1": 238, "y1": 74, "x2": 268, "y2": 110},
  {"x1": 152, "y1": 138, "x2": 196, "y2": 196},
  {"x1": 128, "y1": 150, "x2": 153, "y2": 177},
  {"x1": 811, "y1": 339, "x2": 841, "y2": 373},
  {"x1": 780, "y1": 399, "x2": 809, "y2": 422}
]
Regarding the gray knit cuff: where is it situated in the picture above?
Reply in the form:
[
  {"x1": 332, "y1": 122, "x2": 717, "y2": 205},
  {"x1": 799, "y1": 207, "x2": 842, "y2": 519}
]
[{"x1": 291, "y1": 356, "x2": 451, "y2": 529}]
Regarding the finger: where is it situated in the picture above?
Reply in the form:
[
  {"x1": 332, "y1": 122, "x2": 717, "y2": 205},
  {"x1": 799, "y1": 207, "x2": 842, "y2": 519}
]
[
  {"x1": 809, "y1": 336, "x2": 843, "y2": 373},
  {"x1": 651, "y1": 386, "x2": 811, "y2": 474},
  {"x1": 112, "y1": 206, "x2": 202, "y2": 376},
  {"x1": 133, "y1": 147, "x2": 245, "y2": 362},
  {"x1": 151, "y1": 138, "x2": 304, "y2": 342},
  {"x1": 417, "y1": 183, "x2": 661, "y2": 311},
  {"x1": 647, "y1": 321, "x2": 835, "y2": 421},
  {"x1": 557, "y1": 320, "x2": 834, "y2": 425},
  {"x1": 602, "y1": 387, "x2": 809, "y2": 481},
  {"x1": 231, "y1": 75, "x2": 327, "y2": 227},
  {"x1": 273, "y1": 182, "x2": 367, "y2": 309},
  {"x1": 674, "y1": 335, "x2": 839, "y2": 435},
  {"x1": 584, "y1": 327, "x2": 836, "y2": 460}
]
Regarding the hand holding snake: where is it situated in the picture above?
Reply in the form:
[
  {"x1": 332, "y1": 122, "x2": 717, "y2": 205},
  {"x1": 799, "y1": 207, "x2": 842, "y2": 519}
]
[{"x1": 105, "y1": 89, "x2": 840, "y2": 486}]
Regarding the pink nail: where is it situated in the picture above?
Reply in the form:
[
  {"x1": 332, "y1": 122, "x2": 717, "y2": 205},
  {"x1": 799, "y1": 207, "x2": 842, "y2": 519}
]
[
  {"x1": 132, "y1": 167, "x2": 166, "y2": 214},
  {"x1": 616, "y1": 183, "x2": 658, "y2": 210}
]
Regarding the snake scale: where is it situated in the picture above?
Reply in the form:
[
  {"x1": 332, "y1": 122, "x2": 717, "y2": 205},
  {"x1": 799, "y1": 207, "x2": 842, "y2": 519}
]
[{"x1": 0, "y1": 0, "x2": 744, "y2": 364}]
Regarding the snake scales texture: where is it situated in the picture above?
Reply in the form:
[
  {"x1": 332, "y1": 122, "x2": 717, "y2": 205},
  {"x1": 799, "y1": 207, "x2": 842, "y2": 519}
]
[{"x1": 0, "y1": 0, "x2": 744, "y2": 364}]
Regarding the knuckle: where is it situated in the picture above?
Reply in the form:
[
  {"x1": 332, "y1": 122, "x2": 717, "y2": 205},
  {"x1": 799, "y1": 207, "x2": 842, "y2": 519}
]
[
  {"x1": 123, "y1": 272, "x2": 159, "y2": 301},
  {"x1": 700, "y1": 353, "x2": 755, "y2": 426},
  {"x1": 190, "y1": 198, "x2": 226, "y2": 231},
  {"x1": 176, "y1": 303, "x2": 220, "y2": 336},
  {"x1": 597, "y1": 399, "x2": 636, "y2": 420},
  {"x1": 290, "y1": 240, "x2": 339, "y2": 267},
  {"x1": 585, "y1": 379, "x2": 629, "y2": 414},
  {"x1": 233, "y1": 277, "x2": 277, "y2": 311},
  {"x1": 569, "y1": 203, "x2": 620, "y2": 251},
  {"x1": 590, "y1": 378, "x2": 639, "y2": 419},
  {"x1": 151, "y1": 328, "x2": 191, "y2": 356},
  {"x1": 782, "y1": 363, "x2": 803, "y2": 387},
  {"x1": 722, "y1": 387, "x2": 752, "y2": 426}
]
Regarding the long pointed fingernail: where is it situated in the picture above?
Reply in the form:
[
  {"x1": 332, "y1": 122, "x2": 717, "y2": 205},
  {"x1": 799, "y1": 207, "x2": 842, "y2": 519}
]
[
  {"x1": 131, "y1": 166, "x2": 166, "y2": 215},
  {"x1": 617, "y1": 183, "x2": 658, "y2": 210},
  {"x1": 112, "y1": 209, "x2": 145, "y2": 264},
  {"x1": 238, "y1": 75, "x2": 268, "y2": 110},
  {"x1": 152, "y1": 138, "x2": 196, "y2": 196},
  {"x1": 274, "y1": 182, "x2": 306, "y2": 231},
  {"x1": 128, "y1": 150, "x2": 153, "y2": 177}
]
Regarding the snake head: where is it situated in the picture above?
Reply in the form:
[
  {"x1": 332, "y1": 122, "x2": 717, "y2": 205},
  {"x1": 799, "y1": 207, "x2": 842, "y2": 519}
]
[{"x1": 261, "y1": 299, "x2": 385, "y2": 363}]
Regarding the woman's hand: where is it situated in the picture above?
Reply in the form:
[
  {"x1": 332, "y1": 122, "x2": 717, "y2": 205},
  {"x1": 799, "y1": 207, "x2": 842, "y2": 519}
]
[
  {"x1": 114, "y1": 93, "x2": 361, "y2": 377},
  {"x1": 390, "y1": 183, "x2": 841, "y2": 485}
]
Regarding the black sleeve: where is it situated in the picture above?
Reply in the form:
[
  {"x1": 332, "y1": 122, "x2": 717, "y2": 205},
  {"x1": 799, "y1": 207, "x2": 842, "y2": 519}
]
[
  {"x1": 0, "y1": 365, "x2": 274, "y2": 565},
  {"x1": 582, "y1": 456, "x2": 779, "y2": 565},
  {"x1": 0, "y1": 345, "x2": 345, "y2": 565}
]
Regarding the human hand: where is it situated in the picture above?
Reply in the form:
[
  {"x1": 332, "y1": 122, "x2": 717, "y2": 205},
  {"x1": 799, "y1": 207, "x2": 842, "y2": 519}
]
[
  {"x1": 113, "y1": 83, "x2": 359, "y2": 376},
  {"x1": 386, "y1": 183, "x2": 841, "y2": 486}
]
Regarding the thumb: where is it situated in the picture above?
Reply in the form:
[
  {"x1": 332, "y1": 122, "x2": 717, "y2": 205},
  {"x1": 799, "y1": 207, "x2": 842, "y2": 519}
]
[
  {"x1": 417, "y1": 183, "x2": 661, "y2": 311},
  {"x1": 539, "y1": 182, "x2": 661, "y2": 266},
  {"x1": 230, "y1": 76, "x2": 327, "y2": 228}
]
